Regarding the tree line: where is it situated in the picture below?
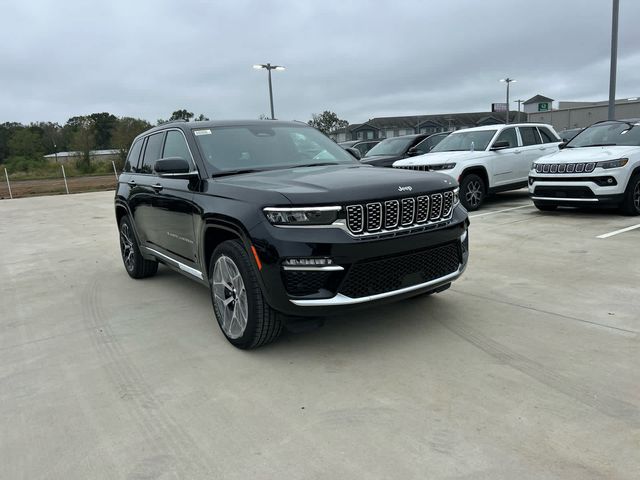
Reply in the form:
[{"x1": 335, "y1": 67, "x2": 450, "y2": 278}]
[{"x1": 0, "y1": 108, "x2": 348, "y2": 176}]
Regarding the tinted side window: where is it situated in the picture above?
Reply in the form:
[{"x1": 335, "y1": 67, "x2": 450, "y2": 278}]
[
  {"x1": 495, "y1": 128, "x2": 518, "y2": 148},
  {"x1": 163, "y1": 130, "x2": 192, "y2": 163},
  {"x1": 141, "y1": 132, "x2": 164, "y2": 174},
  {"x1": 124, "y1": 139, "x2": 143, "y2": 173},
  {"x1": 520, "y1": 127, "x2": 542, "y2": 146},
  {"x1": 538, "y1": 127, "x2": 558, "y2": 143}
]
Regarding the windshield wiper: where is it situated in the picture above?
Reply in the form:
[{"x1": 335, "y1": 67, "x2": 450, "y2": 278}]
[
  {"x1": 582, "y1": 143, "x2": 616, "y2": 147},
  {"x1": 211, "y1": 168, "x2": 264, "y2": 178}
]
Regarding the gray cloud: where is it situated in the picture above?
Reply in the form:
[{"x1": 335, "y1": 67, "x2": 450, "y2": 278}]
[{"x1": 1, "y1": 0, "x2": 638, "y2": 125}]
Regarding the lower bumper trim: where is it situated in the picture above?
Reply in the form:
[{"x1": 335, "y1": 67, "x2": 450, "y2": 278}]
[
  {"x1": 531, "y1": 196, "x2": 598, "y2": 202},
  {"x1": 290, "y1": 266, "x2": 463, "y2": 306}
]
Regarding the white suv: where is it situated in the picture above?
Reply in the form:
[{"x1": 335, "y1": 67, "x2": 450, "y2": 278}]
[
  {"x1": 529, "y1": 119, "x2": 640, "y2": 215},
  {"x1": 393, "y1": 123, "x2": 561, "y2": 210}
]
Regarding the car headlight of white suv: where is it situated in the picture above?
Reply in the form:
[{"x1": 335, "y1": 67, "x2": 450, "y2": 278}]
[{"x1": 596, "y1": 158, "x2": 628, "y2": 169}]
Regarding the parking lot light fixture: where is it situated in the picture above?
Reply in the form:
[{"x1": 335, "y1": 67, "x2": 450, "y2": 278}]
[
  {"x1": 253, "y1": 63, "x2": 285, "y2": 120},
  {"x1": 500, "y1": 78, "x2": 516, "y2": 124}
]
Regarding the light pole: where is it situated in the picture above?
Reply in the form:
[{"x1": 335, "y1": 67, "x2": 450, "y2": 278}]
[
  {"x1": 253, "y1": 63, "x2": 285, "y2": 120},
  {"x1": 608, "y1": 0, "x2": 619, "y2": 120},
  {"x1": 500, "y1": 78, "x2": 516, "y2": 124}
]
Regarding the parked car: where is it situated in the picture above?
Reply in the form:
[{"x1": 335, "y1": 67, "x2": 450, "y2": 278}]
[
  {"x1": 412, "y1": 132, "x2": 451, "y2": 155},
  {"x1": 338, "y1": 139, "x2": 380, "y2": 157},
  {"x1": 393, "y1": 123, "x2": 561, "y2": 210},
  {"x1": 529, "y1": 119, "x2": 640, "y2": 214},
  {"x1": 558, "y1": 127, "x2": 585, "y2": 142},
  {"x1": 114, "y1": 120, "x2": 470, "y2": 349},
  {"x1": 360, "y1": 134, "x2": 431, "y2": 167}
]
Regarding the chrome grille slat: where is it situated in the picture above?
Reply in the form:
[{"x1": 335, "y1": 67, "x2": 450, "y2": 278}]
[
  {"x1": 366, "y1": 203, "x2": 382, "y2": 231},
  {"x1": 344, "y1": 190, "x2": 456, "y2": 235}
]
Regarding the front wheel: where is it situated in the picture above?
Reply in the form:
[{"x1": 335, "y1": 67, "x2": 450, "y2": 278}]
[
  {"x1": 534, "y1": 202, "x2": 558, "y2": 212},
  {"x1": 210, "y1": 240, "x2": 282, "y2": 349},
  {"x1": 459, "y1": 174, "x2": 486, "y2": 211},
  {"x1": 620, "y1": 174, "x2": 640, "y2": 215}
]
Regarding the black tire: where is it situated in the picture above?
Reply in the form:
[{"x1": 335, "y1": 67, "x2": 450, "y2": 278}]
[
  {"x1": 534, "y1": 202, "x2": 558, "y2": 212},
  {"x1": 620, "y1": 174, "x2": 640, "y2": 216},
  {"x1": 118, "y1": 216, "x2": 158, "y2": 279},
  {"x1": 209, "y1": 240, "x2": 282, "y2": 349},
  {"x1": 459, "y1": 174, "x2": 486, "y2": 211}
]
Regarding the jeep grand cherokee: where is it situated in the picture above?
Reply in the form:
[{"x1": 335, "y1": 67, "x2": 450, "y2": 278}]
[{"x1": 114, "y1": 120, "x2": 469, "y2": 349}]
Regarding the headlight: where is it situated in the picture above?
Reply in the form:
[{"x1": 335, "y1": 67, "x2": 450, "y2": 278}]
[
  {"x1": 430, "y1": 163, "x2": 457, "y2": 170},
  {"x1": 263, "y1": 206, "x2": 340, "y2": 225},
  {"x1": 596, "y1": 158, "x2": 628, "y2": 169},
  {"x1": 453, "y1": 187, "x2": 460, "y2": 207}
]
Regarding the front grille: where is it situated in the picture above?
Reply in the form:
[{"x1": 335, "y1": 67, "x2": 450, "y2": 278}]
[
  {"x1": 345, "y1": 190, "x2": 455, "y2": 235},
  {"x1": 533, "y1": 186, "x2": 595, "y2": 198},
  {"x1": 536, "y1": 162, "x2": 596, "y2": 174},
  {"x1": 283, "y1": 270, "x2": 332, "y2": 296},
  {"x1": 339, "y1": 241, "x2": 461, "y2": 298}
]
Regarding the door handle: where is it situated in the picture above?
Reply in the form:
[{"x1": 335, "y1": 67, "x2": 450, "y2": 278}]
[
  {"x1": 151, "y1": 183, "x2": 163, "y2": 192},
  {"x1": 127, "y1": 180, "x2": 136, "y2": 187},
  {"x1": 539, "y1": 147, "x2": 546, "y2": 150},
  {"x1": 514, "y1": 150, "x2": 521, "y2": 154}
]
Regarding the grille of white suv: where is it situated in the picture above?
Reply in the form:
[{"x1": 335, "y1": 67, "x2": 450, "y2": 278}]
[
  {"x1": 345, "y1": 191, "x2": 454, "y2": 235},
  {"x1": 535, "y1": 162, "x2": 596, "y2": 174}
]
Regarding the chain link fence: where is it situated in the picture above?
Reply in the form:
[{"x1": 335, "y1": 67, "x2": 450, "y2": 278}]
[{"x1": 1, "y1": 163, "x2": 119, "y2": 200}]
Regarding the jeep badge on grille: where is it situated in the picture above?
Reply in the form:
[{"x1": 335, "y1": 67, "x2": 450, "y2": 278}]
[{"x1": 398, "y1": 185, "x2": 413, "y2": 192}]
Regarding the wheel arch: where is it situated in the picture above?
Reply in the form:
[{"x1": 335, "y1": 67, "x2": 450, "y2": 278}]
[
  {"x1": 201, "y1": 217, "x2": 254, "y2": 279},
  {"x1": 459, "y1": 166, "x2": 489, "y2": 189}
]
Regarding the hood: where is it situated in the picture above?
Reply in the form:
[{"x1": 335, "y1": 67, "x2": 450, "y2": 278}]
[
  {"x1": 393, "y1": 150, "x2": 489, "y2": 166},
  {"x1": 536, "y1": 145, "x2": 639, "y2": 163},
  {"x1": 212, "y1": 164, "x2": 456, "y2": 205},
  {"x1": 360, "y1": 154, "x2": 403, "y2": 166}
]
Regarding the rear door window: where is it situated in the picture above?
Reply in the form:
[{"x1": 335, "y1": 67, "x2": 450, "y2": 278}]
[
  {"x1": 140, "y1": 132, "x2": 165, "y2": 174},
  {"x1": 519, "y1": 127, "x2": 542, "y2": 146}
]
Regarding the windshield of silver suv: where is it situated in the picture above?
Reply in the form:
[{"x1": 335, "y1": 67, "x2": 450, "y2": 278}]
[
  {"x1": 430, "y1": 130, "x2": 496, "y2": 152},
  {"x1": 193, "y1": 124, "x2": 357, "y2": 174},
  {"x1": 566, "y1": 121, "x2": 640, "y2": 148}
]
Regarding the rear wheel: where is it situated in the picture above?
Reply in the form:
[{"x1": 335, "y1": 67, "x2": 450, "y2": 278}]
[
  {"x1": 210, "y1": 240, "x2": 282, "y2": 349},
  {"x1": 534, "y1": 202, "x2": 558, "y2": 212},
  {"x1": 118, "y1": 216, "x2": 158, "y2": 279},
  {"x1": 459, "y1": 174, "x2": 485, "y2": 211},
  {"x1": 620, "y1": 174, "x2": 640, "y2": 215}
]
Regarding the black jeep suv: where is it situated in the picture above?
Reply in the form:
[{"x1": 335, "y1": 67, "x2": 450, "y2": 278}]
[{"x1": 114, "y1": 120, "x2": 469, "y2": 349}]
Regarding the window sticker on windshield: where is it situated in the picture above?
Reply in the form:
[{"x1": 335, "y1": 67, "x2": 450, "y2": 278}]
[{"x1": 194, "y1": 129, "x2": 212, "y2": 136}]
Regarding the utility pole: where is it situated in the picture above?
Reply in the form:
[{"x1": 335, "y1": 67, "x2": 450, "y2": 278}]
[
  {"x1": 253, "y1": 63, "x2": 285, "y2": 120},
  {"x1": 515, "y1": 99, "x2": 524, "y2": 123},
  {"x1": 608, "y1": 0, "x2": 619, "y2": 120},
  {"x1": 500, "y1": 78, "x2": 516, "y2": 124}
]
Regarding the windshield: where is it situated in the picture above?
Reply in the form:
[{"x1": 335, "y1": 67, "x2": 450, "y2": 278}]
[
  {"x1": 193, "y1": 125, "x2": 357, "y2": 173},
  {"x1": 566, "y1": 122, "x2": 640, "y2": 148},
  {"x1": 430, "y1": 130, "x2": 497, "y2": 152},
  {"x1": 365, "y1": 137, "x2": 414, "y2": 156}
]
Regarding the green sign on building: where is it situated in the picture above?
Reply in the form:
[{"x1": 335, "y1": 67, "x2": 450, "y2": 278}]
[{"x1": 538, "y1": 102, "x2": 549, "y2": 112}]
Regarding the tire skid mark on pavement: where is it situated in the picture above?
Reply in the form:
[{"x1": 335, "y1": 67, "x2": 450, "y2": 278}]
[
  {"x1": 439, "y1": 319, "x2": 640, "y2": 427},
  {"x1": 80, "y1": 276, "x2": 219, "y2": 479}
]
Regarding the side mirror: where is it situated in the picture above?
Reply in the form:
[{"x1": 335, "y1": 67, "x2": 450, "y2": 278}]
[
  {"x1": 490, "y1": 140, "x2": 510, "y2": 151},
  {"x1": 154, "y1": 157, "x2": 198, "y2": 178},
  {"x1": 345, "y1": 147, "x2": 361, "y2": 160},
  {"x1": 406, "y1": 147, "x2": 419, "y2": 156},
  {"x1": 558, "y1": 142, "x2": 568, "y2": 149}
]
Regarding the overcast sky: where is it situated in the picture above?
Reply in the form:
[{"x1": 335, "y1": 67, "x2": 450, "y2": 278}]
[{"x1": 2, "y1": 0, "x2": 639, "y2": 126}]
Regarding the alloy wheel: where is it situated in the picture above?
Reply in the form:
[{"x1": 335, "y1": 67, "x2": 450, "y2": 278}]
[
  {"x1": 465, "y1": 180, "x2": 483, "y2": 208},
  {"x1": 212, "y1": 255, "x2": 248, "y2": 339},
  {"x1": 634, "y1": 181, "x2": 640, "y2": 211},
  {"x1": 119, "y1": 223, "x2": 135, "y2": 271}
]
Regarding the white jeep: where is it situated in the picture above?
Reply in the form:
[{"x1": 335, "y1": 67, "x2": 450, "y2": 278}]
[
  {"x1": 529, "y1": 119, "x2": 640, "y2": 215},
  {"x1": 393, "y1": 123, "x2": 561, "y2": 210}
]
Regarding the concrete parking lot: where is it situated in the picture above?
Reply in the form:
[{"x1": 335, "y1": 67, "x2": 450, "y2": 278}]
[{"x1": 1, "y1": 190, "x2": 639, "y2": 479}]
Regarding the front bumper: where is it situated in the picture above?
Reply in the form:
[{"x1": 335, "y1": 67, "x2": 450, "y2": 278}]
[
  {"x1": 528, "y1": 169, "x2": 627, "y2": 206},
  {"x1": 249, "y1": 205, "x2": 469, "y2": 316}
]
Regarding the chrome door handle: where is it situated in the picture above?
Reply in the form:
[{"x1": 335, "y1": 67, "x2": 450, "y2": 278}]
[
  {"x1": 127, "y1": 180, "x2": 136, "y2": 186},
  {"x1": 151, "y1": 183, "x2": 163, "y2": 191}
]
